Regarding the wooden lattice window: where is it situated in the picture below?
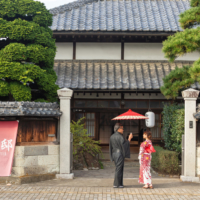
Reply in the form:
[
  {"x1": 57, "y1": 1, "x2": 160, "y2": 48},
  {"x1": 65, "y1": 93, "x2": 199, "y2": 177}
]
[{"x1": 74, "y1": 113, "x2": 96, "y2": 138}]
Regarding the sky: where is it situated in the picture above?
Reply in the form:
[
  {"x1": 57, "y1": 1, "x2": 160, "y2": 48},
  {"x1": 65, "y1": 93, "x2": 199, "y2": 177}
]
[{"x1": 35, "y1": 0, "x2": 74, "y2": 9}]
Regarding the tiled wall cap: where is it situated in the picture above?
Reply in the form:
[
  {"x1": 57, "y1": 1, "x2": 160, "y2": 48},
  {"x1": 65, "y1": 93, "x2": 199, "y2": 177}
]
[
  {"x1": 57, "y1": 88, "x2": 73, "y2": 98},
  {"x1": 182, "y1": 88, "x2": 200, "y2": 99}
]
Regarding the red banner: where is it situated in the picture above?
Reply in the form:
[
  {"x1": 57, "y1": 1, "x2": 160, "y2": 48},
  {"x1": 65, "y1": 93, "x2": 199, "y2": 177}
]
[{"x1": 0, "y1": 121, "x2": 18, "y2": 176}]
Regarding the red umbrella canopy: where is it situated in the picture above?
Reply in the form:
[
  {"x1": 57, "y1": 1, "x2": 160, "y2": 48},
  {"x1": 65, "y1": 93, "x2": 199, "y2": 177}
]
[{"x1": 112, "y1": 109, "x2": 148, "y2": 120}]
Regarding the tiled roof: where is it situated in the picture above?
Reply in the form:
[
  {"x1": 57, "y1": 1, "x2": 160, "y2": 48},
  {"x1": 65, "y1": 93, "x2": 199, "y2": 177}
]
[
  {"x1": 53, "y1": 60, "x2": 198, "y2": 90},
  {"x1": 0, "y1": 102, "x2": 62, "y2": 117},
  {"x1": 50, "y1": 0, "x2": 190, "y2": 32}
]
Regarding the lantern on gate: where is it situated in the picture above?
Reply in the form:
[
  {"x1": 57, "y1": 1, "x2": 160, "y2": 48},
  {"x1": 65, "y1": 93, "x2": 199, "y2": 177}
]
[{"x1": 145, "y1": 111, "x2": 155, "y2": 128}]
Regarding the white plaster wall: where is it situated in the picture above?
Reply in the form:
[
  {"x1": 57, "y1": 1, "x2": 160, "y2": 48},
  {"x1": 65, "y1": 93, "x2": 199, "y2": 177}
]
[
  {"x1": 197, "y1": 147, "x2": 200, "y2": 176},
  {"x1": 76, "y1": 43, "x2": 121, "y2": 60},
  {"x1": 55, "y1": 43, "x2": 73, "y2": 60},
  {"x1": 124, "y1": 43, "x2": 199, "y2": 61}
]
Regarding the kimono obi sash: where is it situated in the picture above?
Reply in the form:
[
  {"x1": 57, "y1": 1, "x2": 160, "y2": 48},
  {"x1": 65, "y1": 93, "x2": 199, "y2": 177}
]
[{"x1": 144, "y1": 144, "x2": 156, "y2": 153}]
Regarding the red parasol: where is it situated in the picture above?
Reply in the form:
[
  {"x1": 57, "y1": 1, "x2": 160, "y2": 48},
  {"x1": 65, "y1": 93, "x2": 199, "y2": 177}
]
[{"x1": 112, "y1": 109, "x2": 148, "y2": 120}]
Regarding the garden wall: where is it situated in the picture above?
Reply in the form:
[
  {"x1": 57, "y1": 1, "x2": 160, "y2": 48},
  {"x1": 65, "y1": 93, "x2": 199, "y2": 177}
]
[{"x1": 12, "y1": 145, "x2": 60, "y2": 177}]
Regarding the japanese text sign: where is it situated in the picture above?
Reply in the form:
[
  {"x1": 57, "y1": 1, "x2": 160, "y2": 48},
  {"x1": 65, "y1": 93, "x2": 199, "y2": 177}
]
[{"x1": 0, "y1": 121, "x2": 18, "y2": 176}]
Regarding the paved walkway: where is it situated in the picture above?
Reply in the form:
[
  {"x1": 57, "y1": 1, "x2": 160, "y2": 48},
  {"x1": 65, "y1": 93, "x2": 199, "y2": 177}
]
[
  {"x1": 0, "y1": 162, "x2": 199, "y2": 199},
  {"x1": 0, "y1": 179, "x2": 200, "y2": 200},
  {"x1": 73, "y1": 161, "x2": 167, "y2": 179}
]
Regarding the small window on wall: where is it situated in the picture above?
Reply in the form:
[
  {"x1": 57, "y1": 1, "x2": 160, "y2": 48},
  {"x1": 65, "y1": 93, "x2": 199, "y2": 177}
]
[
  {"x1": 137, "y1": 101, "x2": 148, "y2": 108},
  {"x1": 98, "y1": 101, "x2": 109, "y2": 108},
  {"x1": 150, "y1": 101, "x2": 160, "y2": 108},
  {"x1": 86, "y1": 101, "x2": 97, "y2": 108},
  {"x1": 124, "y1": 101, "x2": 137, "y2": 108},
  {"x1": 98, "y1": 101, "x2": 121, "y2": 108},
  {"x1": 74, "y1": 101, "x2": 85, "y2": 107},
  {"x1": 109, "y1": 101, "x2": 121, "y2": 108}
]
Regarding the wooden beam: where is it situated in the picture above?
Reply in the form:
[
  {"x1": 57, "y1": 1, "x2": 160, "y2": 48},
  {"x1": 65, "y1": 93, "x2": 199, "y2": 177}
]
[
  {"x1": 73, "y1": 41, "x2": 76, "y2": 60},
  {"x1": 121, "y1": 42, "x2": 124, "y2": 60}
]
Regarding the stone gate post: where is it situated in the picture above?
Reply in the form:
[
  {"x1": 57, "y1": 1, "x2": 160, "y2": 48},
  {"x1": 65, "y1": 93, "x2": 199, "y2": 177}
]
[
  {"x1": 56, "y1": 88, "x2": 74, "y2": 179},
  {"x1": 181, "y1": 88, "x2": 199, "y2": 182}
]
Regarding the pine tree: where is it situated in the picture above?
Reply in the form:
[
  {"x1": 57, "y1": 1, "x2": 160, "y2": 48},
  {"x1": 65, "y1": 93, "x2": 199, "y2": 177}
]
[
  {"x1": 0, "y1": 0, "x2": 59, "y2": 102},
  {"x1": 161, "y1": 0, "x2": 200, "y2": 98}
]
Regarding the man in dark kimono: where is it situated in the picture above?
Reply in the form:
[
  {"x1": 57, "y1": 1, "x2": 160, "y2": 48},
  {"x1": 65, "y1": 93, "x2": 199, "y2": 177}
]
[{"x1": 109, "y1": 123, "x2": 133, "y2": 188}]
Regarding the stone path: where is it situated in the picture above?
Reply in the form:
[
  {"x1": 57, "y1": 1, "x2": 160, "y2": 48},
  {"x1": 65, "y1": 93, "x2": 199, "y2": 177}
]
[
  {"x1": 73, "y1": 161, "x2": 162, "y2": 179},
  {"x1": 0, "y1": 161, "x2": 199, "y2": 199},
  {"x1": 0, "y1": 183, "x2": 200, "y2": 200}
]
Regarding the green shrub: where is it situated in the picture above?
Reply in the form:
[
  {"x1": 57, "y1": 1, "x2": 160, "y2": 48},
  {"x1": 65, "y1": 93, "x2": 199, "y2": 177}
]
[
  {"x1": 71, "y1": 117, "x2": 102, "y2": 159},
  {"x1": 162, "y1": 103, "x2": 184, "y2": 154},
  {"x1": 151, "y1": 146, "x2": 180, "y2": 175}
]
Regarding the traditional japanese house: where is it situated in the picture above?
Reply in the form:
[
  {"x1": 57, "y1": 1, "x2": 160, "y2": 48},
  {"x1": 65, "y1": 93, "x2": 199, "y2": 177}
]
[{"x1": 50, "y1": 0, "x2": 199, "y2": 151}]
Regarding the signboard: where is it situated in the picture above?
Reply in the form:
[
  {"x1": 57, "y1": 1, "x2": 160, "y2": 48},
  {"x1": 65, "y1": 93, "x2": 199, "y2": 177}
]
[{"x1": 0, "y1": 121, "x2": 19, "y2": 176}]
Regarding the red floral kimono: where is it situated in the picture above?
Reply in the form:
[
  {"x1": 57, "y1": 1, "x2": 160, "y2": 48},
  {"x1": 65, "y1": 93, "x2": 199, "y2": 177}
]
[{"x1": 138, "y1": 140, "x2": 155, "y2": 185}]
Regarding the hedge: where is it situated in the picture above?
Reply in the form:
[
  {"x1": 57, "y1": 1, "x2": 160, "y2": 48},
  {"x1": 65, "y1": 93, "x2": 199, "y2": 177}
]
[
  {"x1": 162, "y1": 103, "x2": 184, "y2": 154},
  {"x1": 151, "y1": 146, "x2": 180, "y2": 175}
]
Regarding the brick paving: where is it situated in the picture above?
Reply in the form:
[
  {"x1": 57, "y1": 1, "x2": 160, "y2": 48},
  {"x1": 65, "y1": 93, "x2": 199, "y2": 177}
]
[
  {"x1": 0, "y1": 185, "x2": 200, "y2": 200},
  {"x1": 0, "y1": 162, "x2": 199, "y2": 199}
]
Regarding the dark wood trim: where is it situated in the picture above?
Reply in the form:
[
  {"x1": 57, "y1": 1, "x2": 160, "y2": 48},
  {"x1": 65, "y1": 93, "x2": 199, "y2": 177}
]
[
  {"x1": 53, "y1": 31, "x2": 175, "y2": 36},
  {"x1": 96, "y1": 112, "x2": 100, "y2": 141},
  {"x1": 73, "y1": 41, "x2": 76, "y2": 60},
  {"x1": 16, "y1": 142, "x2": 58, "y2": 146},
  {"x1": 121, "y1": 42, "x2": 124, "y2": 60}
]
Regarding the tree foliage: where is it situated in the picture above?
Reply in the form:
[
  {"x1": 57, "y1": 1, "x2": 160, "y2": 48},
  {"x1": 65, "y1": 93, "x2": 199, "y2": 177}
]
[
  {"x1": 0, "y1": 0, "x2": 58, "y2": 102},
  {"x1": 162, "y1": 0, "x2": 200, "y2": 98},
  {"x1": 162, "y1": 103, "x2": 184, "y2": 154}
]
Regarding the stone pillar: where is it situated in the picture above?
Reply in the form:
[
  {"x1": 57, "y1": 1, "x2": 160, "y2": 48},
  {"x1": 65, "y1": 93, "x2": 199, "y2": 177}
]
[
  {"x1": 56, "y1": 88, "x2": 74, "y2": 179},
  {"x1": 180, "y1": 88, "x2": 199, "y2": 182}
]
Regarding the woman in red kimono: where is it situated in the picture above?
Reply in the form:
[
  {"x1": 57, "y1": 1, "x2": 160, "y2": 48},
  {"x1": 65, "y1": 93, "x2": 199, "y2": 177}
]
[{"x1": 138, "y1": 131, "x2": 155, "y2": 189}]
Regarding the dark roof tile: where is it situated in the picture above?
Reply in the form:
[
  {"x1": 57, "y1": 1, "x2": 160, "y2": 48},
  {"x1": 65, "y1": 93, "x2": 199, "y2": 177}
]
[
  {"x1": 50, "y1": 0, "x2": 190, "y2": 32},
  {"x1": 0, "y1": 102, "x2": 62, "y2": 117},
  {"x1": 54, "y1": 60, "x2": 196, "y2": 90}
]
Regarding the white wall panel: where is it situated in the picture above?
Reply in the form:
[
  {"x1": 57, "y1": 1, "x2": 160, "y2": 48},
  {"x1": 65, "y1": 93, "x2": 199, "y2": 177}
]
[
  {"x1": 55, "y1": 43, "x2": 73, "y2": 60},
  {"x1": 124, "y1": 43, "x2": 199, "y2": 61},
  {"x1": 76, "y1": 43, "x2": 121, "y2": 60}
]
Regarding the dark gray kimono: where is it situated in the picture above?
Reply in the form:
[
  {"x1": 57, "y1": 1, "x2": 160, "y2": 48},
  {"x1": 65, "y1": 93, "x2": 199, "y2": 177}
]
[{"x1": 109, "y1": 132, "x2": 130, "y2": 187}]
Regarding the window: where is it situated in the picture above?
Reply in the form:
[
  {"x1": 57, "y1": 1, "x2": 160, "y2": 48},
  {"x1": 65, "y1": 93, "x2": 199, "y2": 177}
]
[
  {"x1": 86, "y1": 101, "x2": 97, "y2": 108},
  {"x1": 124, "y1": 101, "x2": 137, "y2": 108},
  {"x1": 98, "y1": 101, "x2": 109, "y2": 108},
  {"x1": 150, "y1": 101, "x2": 160, "y2": 108},
  {"x1": 74, "y1": 113, "x2": 96, "y2": 138},
  {"x1": 75, "y1": 101, "x2": 85, "y2": 107},
  {"x1": 151, "y1": 114, "x2": 162, "y2": 139},
  {"x1": 75, "y1": 100, "x2": 121, "y2": 108},
  {"x1": 99, "y1": 113, "x2": 118, "y2": 144},
  {"x1": 85, "y1": 113, "x2": 95, "y2": 138},
  {"x1": 137, "y1": 101, "x2": 148, "y2": 108},
  {"x1": 109, "y1": 101, "x2": 121, "y2": 108}
]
